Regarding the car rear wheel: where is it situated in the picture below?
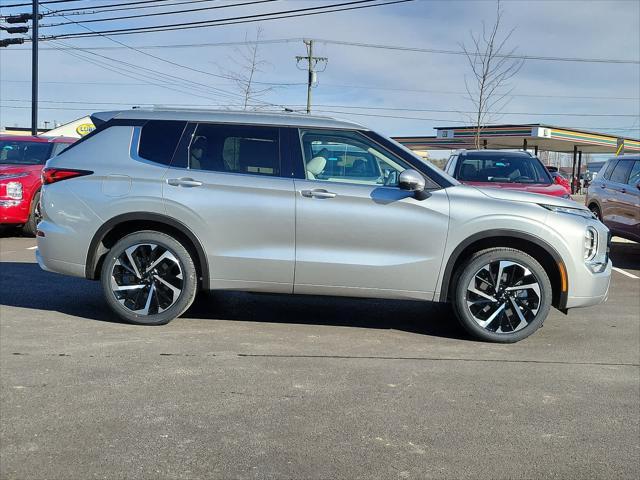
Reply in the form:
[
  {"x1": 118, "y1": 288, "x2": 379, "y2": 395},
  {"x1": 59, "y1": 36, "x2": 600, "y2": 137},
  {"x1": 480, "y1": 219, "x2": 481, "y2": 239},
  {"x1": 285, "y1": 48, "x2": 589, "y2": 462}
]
[
  {"x1": 452, "y1": 248, "x2": 552, "y2": 343},
  {"x1": 22, "y1": 191, "x2": 41, "y2": 237},
  {"x1": 100, "y1": 231, "x2": 198, "y2": 325}
]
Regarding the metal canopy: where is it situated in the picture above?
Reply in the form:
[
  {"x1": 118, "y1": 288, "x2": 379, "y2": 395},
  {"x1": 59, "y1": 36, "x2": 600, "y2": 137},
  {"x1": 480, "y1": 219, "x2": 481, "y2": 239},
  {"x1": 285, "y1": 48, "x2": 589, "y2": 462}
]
[{"x1": 393, "y1": 124, "x2": 640, "y2": 154}]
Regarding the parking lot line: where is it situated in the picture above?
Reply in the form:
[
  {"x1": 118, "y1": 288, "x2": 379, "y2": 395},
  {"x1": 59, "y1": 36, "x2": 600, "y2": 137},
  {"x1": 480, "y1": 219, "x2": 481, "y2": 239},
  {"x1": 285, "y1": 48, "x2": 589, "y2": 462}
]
[{"x1": 612, "y1": 266, "x2": 640, "y2": 279}]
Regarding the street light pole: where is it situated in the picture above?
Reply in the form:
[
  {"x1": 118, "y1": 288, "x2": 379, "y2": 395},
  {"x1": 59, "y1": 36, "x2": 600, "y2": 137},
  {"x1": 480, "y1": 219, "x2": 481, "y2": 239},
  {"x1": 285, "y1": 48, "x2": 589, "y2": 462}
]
[{"x1": 31, "y1": 0, "x2": 39, "y2": 136}]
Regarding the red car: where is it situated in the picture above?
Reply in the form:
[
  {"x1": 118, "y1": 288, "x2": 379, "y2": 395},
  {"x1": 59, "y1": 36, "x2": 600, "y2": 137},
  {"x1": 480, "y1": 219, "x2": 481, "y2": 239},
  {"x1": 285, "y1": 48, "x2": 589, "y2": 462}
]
[
  {"x1": 1, "y1": 135, "x2": 76, "y2": 235},
  {"x1": 545, "y1": 166, "x2": 572, "y2": 195},
  {"x1": 444, "y1": 150, "x2": 570, "y2": 198}
]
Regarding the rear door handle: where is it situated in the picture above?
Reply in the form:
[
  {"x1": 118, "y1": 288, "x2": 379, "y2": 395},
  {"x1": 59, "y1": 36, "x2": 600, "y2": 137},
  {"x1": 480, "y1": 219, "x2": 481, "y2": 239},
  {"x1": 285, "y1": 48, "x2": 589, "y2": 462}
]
[
  {"x1": 167, "y1": 177, "x2": 202, "y2": 188},
  {"x1": 301, "y1": 189, "x2": 337, "y2": 199}
]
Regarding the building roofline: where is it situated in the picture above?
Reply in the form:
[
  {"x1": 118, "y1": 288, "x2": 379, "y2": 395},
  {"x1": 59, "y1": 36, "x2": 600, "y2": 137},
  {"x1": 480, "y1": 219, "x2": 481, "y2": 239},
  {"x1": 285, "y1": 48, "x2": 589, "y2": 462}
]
[{"x1": 432, "y1": 123, "x2": 639, "y2": 142}]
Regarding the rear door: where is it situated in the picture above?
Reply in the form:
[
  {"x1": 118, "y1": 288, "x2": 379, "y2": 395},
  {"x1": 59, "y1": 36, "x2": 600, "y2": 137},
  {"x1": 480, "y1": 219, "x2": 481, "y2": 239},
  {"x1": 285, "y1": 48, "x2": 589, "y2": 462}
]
[
  {"x1": 162, "y1": 122, "x2": 296, "y2": 293},
  {"x1": 292, "y1": 128, "x2": 449, "y2": 299},
  {"x1": 616, "y1": 160, "x2": 640, "y2": 240},
  {"x1": 604, "y1": 159, "x2": 633, "y2": 231}
]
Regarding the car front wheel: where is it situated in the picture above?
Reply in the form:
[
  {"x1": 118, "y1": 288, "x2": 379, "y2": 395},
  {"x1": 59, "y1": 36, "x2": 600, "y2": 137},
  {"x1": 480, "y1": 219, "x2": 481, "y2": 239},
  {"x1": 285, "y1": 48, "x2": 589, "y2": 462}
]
[
  {"x1": 100, "y1": 231, "x2": 198, "y2": 325},
  {"x1": 452, "y1": 248, "x2": 552, "y2": 343},
  {"x1": 22, "y1": 191, "x2": 41, "y2": 237}
]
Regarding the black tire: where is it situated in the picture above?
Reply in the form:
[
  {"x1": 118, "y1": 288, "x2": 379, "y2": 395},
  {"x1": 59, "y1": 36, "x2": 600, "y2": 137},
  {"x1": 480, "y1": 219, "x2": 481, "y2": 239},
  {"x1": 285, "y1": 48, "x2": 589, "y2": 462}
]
[
  {"x1": 451, "y1": 247, "x2": 552, "y2": 343},
  {"x1": 100, "y1": 230, "x2": 198, "y2": 325},
  {"x1": 588, "y1": 203, "x2": 602, "y2": 221},
  {"x1": 22, "y1": 191, "x2": 41, "y2": 237}
]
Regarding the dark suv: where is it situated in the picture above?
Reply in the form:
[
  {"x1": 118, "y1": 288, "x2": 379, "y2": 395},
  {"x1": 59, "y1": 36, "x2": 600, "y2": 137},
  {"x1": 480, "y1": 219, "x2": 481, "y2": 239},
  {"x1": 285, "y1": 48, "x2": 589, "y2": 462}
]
[{"x1": 586, "y1": 155, "x2": 640, "y2": 242}]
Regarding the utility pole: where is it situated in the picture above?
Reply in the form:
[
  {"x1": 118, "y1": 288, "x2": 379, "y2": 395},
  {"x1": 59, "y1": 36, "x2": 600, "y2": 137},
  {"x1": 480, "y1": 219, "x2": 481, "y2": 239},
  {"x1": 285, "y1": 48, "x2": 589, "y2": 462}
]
[
  {"x1": 31, "y1": 0, "x2": 39, "y2": 135},
  {"x1": 3, "y1": 4, "x2": 41, "y2": 134},
  {"x1": 295, "y1": 40, "x2": 327, "y2": 114}
]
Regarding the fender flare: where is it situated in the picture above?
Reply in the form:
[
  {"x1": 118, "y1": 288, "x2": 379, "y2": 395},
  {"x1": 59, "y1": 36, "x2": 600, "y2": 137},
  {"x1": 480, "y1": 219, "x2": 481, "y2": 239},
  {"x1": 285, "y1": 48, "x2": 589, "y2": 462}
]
[
  {"x1": 85, "y1": 212, "x2": 209, "y2": 289},
  {"x1": 438, "y1": 229, "x2": 568, "y2": 309}
]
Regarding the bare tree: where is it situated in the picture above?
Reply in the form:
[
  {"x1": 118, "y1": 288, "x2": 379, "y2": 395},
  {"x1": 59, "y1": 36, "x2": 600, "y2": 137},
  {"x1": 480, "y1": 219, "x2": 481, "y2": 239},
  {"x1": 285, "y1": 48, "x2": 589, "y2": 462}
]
[
  {"x1": 461, "y1": 1, "x2": 524, "y2": 148},
  {"x1": 220, "y1": 27, "x2": 272, "y2": 110}
]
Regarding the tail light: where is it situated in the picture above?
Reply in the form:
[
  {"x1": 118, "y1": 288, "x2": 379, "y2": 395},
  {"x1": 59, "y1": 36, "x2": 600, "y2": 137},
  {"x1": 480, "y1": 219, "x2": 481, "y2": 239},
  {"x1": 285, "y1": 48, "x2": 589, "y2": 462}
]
[{"x1": 42, "y1": 168, "x2": 93, "y2": 185}]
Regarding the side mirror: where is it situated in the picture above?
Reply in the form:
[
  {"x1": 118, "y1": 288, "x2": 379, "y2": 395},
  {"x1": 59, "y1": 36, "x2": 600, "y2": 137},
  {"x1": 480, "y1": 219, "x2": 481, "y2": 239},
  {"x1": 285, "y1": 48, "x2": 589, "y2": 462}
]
[{"x1": 398, "y1": 169, "x2": 429, "y2": 200}]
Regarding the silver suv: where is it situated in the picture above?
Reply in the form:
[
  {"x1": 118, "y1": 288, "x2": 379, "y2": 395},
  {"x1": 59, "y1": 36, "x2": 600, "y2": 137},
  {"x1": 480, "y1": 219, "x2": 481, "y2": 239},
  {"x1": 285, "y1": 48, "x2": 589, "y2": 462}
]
[{"x1": 36, "y1": 110, "x2": 612, "y2": 343}]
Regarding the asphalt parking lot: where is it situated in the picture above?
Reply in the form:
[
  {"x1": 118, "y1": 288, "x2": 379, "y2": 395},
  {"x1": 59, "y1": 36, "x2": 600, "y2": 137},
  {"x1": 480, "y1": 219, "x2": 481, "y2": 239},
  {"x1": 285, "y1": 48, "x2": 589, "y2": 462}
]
[{"x1": 1, "y1": 233, "x2": 639, "y2": 479}]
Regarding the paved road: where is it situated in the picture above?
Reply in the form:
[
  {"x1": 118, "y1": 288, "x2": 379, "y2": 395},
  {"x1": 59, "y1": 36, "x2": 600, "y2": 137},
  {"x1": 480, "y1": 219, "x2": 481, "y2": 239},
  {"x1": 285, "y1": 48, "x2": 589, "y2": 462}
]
[{"x1": 1, "y1": 234, "x2": 639, "y2": 479}]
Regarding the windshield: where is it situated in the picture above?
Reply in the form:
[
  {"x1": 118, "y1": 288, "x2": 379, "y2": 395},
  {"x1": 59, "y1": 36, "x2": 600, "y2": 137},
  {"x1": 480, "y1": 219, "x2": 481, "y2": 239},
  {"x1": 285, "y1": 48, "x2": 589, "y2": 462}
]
[
  {"x1": 456, "y1": 154, "x2": 552, "y2": 184},
  {"x1": 0, "y1": 140, "x2": 53, "y2": 165}
]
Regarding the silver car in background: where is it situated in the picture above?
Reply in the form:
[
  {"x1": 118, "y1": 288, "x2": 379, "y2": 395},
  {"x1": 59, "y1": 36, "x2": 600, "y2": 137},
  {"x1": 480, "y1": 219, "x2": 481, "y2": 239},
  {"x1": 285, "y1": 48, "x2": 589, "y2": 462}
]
[{"x1": 36, "y1": 110, "x2": 611, "y2": 342}]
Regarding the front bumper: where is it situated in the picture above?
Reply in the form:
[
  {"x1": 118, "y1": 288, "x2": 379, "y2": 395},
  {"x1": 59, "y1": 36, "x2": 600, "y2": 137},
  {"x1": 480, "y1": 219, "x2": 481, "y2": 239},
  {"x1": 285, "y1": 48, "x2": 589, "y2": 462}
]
[{"x1": 565, "y1": 259, "x2": 612, "y2": 309}]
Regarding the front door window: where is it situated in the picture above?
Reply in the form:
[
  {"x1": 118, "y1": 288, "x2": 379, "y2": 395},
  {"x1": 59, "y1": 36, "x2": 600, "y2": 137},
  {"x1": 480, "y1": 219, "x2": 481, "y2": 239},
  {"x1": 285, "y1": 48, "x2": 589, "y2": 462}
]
[{"x1": 299, "y1": 129, "x2": 410, "y2": 187}]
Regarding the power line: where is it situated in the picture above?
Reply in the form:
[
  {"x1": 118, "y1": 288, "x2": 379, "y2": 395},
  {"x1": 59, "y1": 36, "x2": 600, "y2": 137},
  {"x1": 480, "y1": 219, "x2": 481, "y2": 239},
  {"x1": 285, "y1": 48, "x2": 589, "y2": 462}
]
[
  {"x1": 1, "y1": 0, "x2": 79, "y2": 8},
  {"x1": 20, "y1": 31, "x2": 638, "y2": 66},
  {"x1": 40, "y1": 0, "x2": 194, "y2": 13},
  {"x1": 311, "y1": 109, "x2": 640, "y2": 133},
  {"x1": 41, "y1": 37, "x2": 255, "y2": 105},
  {"x1": 42, "y1": 40, "x2": 234, "y2": 103},
  {"x1": 46, "y1": 0, "x2": 219, "y2": 16},
  {"x1": 41, "y1": 0, "x2": 416, "y2": 39},
  {"x1": 3, "y1": 78, "x2": 637, "y2": 101},
  {"x1": 3, "y1": 102, "x2": 636, "y2": 134},
  {"x1": 3, "y1": 98, "x2": 638, "y2": 120},
  {"x1": 41, "y1": 0, "x2": 281, "y2": 27},
  {"x1": 37, "y1": 3, "x2": 289, "y2": 99},
  {"x1": 311, "y1": 39, "x2": 640, "y2": 65},
  {"x1": 297, "y1": 104, "x2": 640, "y2": 117}
]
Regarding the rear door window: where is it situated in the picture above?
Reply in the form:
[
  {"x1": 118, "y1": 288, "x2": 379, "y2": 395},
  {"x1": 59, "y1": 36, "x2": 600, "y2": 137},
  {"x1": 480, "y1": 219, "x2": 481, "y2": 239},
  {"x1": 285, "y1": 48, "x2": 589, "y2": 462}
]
[
  {"x1": 188, "y1": 124, "x2": 280, "y2": 176},
  {"x1": 138, "y1": 120, "x2": 187, "y2": 165},
  {"x1": 609, "y1": 160, "x2": 633, "y2": 184}
]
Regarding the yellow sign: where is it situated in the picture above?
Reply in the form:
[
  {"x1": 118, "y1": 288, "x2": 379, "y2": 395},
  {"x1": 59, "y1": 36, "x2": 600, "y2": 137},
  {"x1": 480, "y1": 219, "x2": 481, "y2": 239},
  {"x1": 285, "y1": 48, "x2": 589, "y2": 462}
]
[{"x1": 76, "y1": 123, "x2": 95, "y2": 136}]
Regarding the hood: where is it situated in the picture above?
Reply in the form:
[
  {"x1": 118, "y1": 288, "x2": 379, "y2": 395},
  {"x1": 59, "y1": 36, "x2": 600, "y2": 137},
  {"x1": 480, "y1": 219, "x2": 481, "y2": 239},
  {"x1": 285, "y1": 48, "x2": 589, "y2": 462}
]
[
  {"x1": 473, "y1": 185, "x2": 584, "y2": 209},
  {"x1": 0, "y1": 164, "x2": 43, "y2": 178},
  {"x1": 462, "y1": 180, "x2": 568, "y2": 197}
]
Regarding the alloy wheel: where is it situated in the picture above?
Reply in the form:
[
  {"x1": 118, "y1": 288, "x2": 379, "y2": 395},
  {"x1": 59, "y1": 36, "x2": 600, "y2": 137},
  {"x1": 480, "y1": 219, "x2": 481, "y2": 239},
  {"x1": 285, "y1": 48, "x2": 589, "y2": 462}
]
[
  {"x1": 110, "y1": 243, "x2": 183, "y2": 315},
  {"x1": 33, "y1": 200, "x2": 42, "y2": 225},
  {"x1": 465, "y1": 260, "x2": 541, "y2": 334}
]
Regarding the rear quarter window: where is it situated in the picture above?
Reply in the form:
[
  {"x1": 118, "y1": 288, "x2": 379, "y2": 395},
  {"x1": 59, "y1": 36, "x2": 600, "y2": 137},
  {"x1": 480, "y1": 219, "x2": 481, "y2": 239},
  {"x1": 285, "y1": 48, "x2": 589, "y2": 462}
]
[
  {"x1": 609, "y1": 160, "x2": 633, "y2": 184},
  {"x1": 138, "y1": 120, "x2": 187, "y2": 165},
  {"x1": 601, "y1": 160, "x2": 618, "y2": 180}
]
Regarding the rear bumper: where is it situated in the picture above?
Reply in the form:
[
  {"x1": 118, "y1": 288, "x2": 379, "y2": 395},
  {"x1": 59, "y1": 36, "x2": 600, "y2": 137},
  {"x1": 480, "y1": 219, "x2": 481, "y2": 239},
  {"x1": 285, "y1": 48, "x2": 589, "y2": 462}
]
[
  {"x1": 36, "y1": 220, "x2": 86, "y2": 278},
  {"x1": 0, "y1": 199, "x2": 29, "y2": 224}
]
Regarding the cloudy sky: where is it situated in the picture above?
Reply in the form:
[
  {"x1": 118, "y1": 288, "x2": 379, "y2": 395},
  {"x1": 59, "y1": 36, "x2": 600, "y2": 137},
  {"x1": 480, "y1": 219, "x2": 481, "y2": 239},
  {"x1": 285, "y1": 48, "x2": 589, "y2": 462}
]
[{"x1": 1, "y1": 0, "x2": 639, "y2": 145}]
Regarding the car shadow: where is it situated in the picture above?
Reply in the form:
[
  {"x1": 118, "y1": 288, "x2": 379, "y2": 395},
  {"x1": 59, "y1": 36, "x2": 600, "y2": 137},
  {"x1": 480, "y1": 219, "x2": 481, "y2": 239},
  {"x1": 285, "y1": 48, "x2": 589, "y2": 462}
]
[
  {"x1": 610, "y1": 241, "x2": 640, "y2": 271},
  {"x1": 0, "y1": 261, "x2": 468, "y2": 340}
]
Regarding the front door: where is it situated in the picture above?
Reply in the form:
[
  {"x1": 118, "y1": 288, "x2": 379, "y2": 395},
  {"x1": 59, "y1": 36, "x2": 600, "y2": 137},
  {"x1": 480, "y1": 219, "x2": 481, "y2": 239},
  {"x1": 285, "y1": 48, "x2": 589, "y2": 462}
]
[
  {"x1": 293, "y1": 128, "x2": 450, "y2": 299},
  {"x1": 162, "y1": 122, "x2": 296, "y2": 293}
]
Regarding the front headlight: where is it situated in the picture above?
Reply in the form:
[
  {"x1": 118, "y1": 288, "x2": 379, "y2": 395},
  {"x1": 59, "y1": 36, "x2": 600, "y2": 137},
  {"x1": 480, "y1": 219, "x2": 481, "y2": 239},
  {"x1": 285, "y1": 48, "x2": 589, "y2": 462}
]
[
  {"x1": 6, "y1": 181, "x2": 23, "y2": 200},
  {"x1": 584, "y1": 227, "x2": 598, "y2": 261},
  {"x1": 540, "y1": 204, "x2": 595, "y2": 219}
]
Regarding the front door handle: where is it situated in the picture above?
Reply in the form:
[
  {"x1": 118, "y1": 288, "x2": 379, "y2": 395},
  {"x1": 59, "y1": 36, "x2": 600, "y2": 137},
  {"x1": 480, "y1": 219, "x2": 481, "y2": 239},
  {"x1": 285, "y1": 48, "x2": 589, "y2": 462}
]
[
  {"x1": 301, "y1": 189, "x2": 337, "y2": 199},
  {"x1": 167, "y1": 177, "x2": 203, "y2": 188}
]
